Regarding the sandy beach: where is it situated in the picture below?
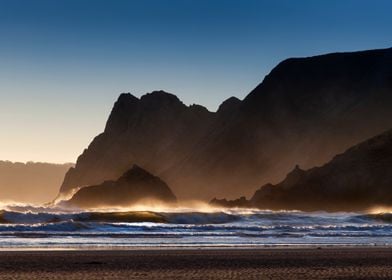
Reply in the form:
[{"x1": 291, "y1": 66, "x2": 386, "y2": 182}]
[{"x1": 0, "y1": 247, "x2": 391, "y2": 279}]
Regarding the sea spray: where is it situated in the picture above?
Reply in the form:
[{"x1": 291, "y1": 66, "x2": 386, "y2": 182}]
[{"x1": 1, "y1": 201, "x2": 392, "y2": 248}]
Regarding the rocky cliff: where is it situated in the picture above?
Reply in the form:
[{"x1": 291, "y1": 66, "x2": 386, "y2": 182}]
[
  {"x1": 248, "y1": 129, "x2": 392, "y2": 211},
  {"x1": 60, "y1": 47, "x2": 392, "y2": 200},
  {"x1": 60, "y1": 90, "x2": 215, "y2": 197},
  {"x1": 170, "y1": 47, "x2": 392, "y2": 199}
]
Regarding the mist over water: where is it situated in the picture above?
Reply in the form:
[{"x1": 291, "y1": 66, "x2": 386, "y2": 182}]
[{"x1": 0, "y1": 200, "x2": 392, "y2": 249}]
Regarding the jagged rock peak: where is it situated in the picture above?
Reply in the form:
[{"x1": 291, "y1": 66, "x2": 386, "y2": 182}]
[
  {"x1": 280, "y1": 164, "x2": 306, "y2": 190},
  {"x1": 104, "y1": 93, "x2": 139, "y2": 133},
  {"x1": 140, "y1": 90, "x2": 183, "y2": 105},
  {"x1": 116, "y1": 92, "x2": 139, "y2": 103},
  {"x1": 114, "y1": 91, "x2": 185, "y2": 108},
  {"x1": 110, "y1": 91, "x2": 216, "y2": 118},
  {"x1": 112, "y1": 93, "x2": 139, "y2": 109}
]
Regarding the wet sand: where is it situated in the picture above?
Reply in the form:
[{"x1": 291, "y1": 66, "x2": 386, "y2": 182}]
[{"x1": 1, "y1": 247, "x2": 392, "y2": 279}]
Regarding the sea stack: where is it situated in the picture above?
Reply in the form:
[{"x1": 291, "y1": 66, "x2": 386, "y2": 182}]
[{"x1": 66, "y1": 165, "x2": 177, "y2": 208}]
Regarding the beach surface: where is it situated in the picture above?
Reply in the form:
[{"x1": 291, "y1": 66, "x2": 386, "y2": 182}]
[{"x1": 1, "y1": 247, "x2": 392, "y2": 279}]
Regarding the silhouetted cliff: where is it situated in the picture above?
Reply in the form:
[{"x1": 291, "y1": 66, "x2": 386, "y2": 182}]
[
  {"x1": 172, "y1": 47, "x2": 392, "y2": 199},
  {"x1": 66, "y1": 165, "x2": 176, "y2": 208},
  {"x1": 60, "y1": 90, "x2": 214, "y2": 196},
  {"x1": 60, "y1": 47, "x2": 392, "y2": 200},
  {"x1": 212, "y1": 129, "x2": 392, "y2": 211},
  {"x1": 250, "y1": 129, "x2": 392, "y2": 211}
]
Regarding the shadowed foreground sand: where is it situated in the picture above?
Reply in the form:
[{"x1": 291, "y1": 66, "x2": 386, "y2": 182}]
[{"x1": 1, "y1": 248, "x2": 392, "y2": 279}]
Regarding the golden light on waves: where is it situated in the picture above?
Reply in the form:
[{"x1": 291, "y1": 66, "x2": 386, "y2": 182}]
[{"x1": 367, "y1": 206, "x2": 392, "y2": 214}]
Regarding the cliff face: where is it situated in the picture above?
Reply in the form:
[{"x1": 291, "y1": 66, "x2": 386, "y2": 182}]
[
  {"x1": 66, "y1": 165, "x2": 176, "y2": 208},
  {"x1": 249, "y1": 129, "x2": 392, "y2": 211},
  {"x1": 60, "y1": 47, "x2": 392, "y2": 200},
  {"x1": 170, "y1": 47, "x2": 392, "y2": 199},
  {"x1": 60, "y1": 90, "x2": 215, "y2": 196}
]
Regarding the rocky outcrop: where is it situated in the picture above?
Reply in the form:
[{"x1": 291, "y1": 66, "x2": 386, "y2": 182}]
[
  {"x1": 241, "y1": 129, "x2": 392, "y2": 211},
  {"x1": 210, "y1": 129, "x2": 392, "y2": 211},
  {"x1": 60, "y1": 90, "x2": 215, "y2": 197},
  {"x1": 60, "y1": 47, "x2": 392, "y2": 200},
  {"x1": 66, "y1": 165, "x2": 176, "y2": 208},
  {"x1": 171, "y1": 47, "x2": 392, "y2": 199}
]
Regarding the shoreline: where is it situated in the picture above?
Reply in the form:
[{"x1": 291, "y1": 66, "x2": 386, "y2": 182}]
[
  {"x1": 1, "y1": 243, "x2": 392, "y2": 251},
  {"x1": 1, "y1": 247, "x2": 392, "y2": 279}
]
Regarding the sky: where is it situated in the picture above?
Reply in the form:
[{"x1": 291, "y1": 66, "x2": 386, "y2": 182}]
[{"x1": 0, "y1": 0, "x2": 391, "y2": 163}]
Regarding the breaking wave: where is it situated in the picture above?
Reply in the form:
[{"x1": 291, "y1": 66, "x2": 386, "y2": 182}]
[{"x1": 1, "y1": 202, "x2": 392, "y2": 248}]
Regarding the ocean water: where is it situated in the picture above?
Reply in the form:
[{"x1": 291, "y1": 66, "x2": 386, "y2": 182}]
[{"x1": 0, "y1": 203, "x2": 392, "y2": 249}]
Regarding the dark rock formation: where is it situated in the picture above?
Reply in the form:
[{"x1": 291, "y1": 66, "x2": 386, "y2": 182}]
[
  {"x1": 66, "y1": 165, "x2": 177, "y2": 208},
  {"x1": 249, "y1": 129, "x2": 392, "y2": 211},
  {"x1": 60, "y1": 90, "x2": 215, "y2": 197},
  {"x1": 216, "y1": 96, "x2": 241, "y2": 116},
  {"x1": 172, "y1": 47, "x2": 392, "y2": 199},
  {"x1": 60, "y1": 47, "x2": 392, "y2": 200}
]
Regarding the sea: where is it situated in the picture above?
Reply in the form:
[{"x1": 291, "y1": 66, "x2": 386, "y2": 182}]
[{"x1": 0, "y1": 202, "x2": 392, "y2": 249}]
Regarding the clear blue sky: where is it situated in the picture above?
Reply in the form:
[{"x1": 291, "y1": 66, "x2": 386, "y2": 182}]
[{"x1": 0, "y1": 0, "x2": 391, "y2": 163}]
